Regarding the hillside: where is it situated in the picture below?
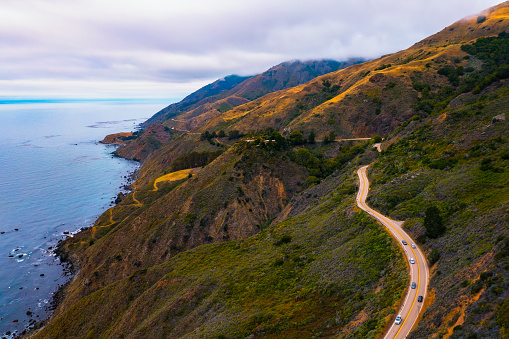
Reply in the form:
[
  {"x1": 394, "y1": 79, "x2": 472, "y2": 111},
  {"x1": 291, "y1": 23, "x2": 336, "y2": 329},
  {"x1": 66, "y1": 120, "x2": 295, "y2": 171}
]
[
  {"x1": 114, "y1": 59, "x2": 363, "y2": 164},
  {"x1": 141, "y1": 59, "x2": 361, "y2": 128},
  {"x1": 28, "y1": 3, "x2": 509, "y2": 339}
]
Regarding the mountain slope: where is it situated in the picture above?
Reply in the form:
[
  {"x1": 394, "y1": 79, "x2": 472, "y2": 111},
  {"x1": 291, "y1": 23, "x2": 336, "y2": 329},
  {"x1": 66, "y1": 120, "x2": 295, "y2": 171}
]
[
  {"x1": 141, "y1": 59, "x2": 360, "y2": 128},
  {"x1": 187, "y1": 3, "x2": 509, "y2": 140},
  {"x1": 28, "y1": 3, "x2": 509, "y2": 339}
]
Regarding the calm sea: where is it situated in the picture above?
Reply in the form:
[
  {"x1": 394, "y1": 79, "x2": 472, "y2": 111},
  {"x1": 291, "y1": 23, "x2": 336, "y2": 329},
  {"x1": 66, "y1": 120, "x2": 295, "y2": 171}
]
[{"x1": 0, "y1": 100, "x2": 168, "y2": 337}]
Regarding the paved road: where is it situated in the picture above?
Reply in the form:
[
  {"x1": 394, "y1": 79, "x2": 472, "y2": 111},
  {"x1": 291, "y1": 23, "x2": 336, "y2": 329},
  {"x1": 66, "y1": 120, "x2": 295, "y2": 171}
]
[
  {"x1": 334, "y1": 137, "x2": 372, "y2": 141},
  {"x1": 356, "y1": 165, "x2": 429, "y2": 339}
]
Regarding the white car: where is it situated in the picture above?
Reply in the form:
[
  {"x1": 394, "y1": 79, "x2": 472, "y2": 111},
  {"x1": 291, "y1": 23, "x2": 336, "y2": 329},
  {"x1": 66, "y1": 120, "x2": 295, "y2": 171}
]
[
  {"x1": 411, "y1": 243, "x2": 416, "y2": 249},
  {"x1": 410, "y1": 258, "x2": 415, "y2": 264},
  {"x1": 395, "y1": 315, "x2": 402, "y2": 325}
]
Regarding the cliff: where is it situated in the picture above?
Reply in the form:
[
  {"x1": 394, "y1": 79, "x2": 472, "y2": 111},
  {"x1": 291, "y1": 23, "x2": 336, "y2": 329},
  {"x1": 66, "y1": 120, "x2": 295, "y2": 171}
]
[{"x1": 31, "y1": 3, "x2": 509, "y2": 338}]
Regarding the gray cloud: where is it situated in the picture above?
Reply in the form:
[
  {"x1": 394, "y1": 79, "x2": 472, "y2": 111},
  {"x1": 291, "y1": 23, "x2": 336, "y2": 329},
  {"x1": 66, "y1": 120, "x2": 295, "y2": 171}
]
[{"x1": 0, "y1": 0, "x2": 503, "y2": 99}]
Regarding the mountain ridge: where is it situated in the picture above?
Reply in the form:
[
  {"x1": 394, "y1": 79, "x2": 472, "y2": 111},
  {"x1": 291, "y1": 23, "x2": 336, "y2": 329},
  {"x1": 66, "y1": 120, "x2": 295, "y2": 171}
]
[{"x1": 27, "y1": 2, "x2": 509, "y2": 338}]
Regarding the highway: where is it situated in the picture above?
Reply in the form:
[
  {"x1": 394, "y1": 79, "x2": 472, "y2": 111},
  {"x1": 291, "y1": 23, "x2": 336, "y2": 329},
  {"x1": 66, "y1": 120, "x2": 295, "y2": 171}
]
[{"x1": 356, "y1": 165, "x2": 429, "y2": 339}]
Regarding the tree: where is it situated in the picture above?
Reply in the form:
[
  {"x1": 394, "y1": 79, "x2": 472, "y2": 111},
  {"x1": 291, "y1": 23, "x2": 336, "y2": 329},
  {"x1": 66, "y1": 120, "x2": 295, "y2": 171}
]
[
  {"x1": 322, "y1": 79, "x2": 331, "y2": 91},
  {"x1": 328, "y1": 131, "x2": 336, "y2": 143},
  {"x1": 323, "y1": 131, "x2": 336, "y2": 144},
  {"x1": 428, "y1": 248, "x2": 440, "y2": 265},
  {"x1": 424, "y1": 206, "x2": 446, "y2": 238},
  {"x1": 228, "y1": 130, "x2": 241, "y2": 140},
  {"x1": 200, "y1": 131, "x2": 211, "y2": 140},
  {"x1": 289, "y1": 130, "x2": 305, "y2": 146},
  {"x1": 308, "y1": 130, "x2": 316, "y2": 144}
]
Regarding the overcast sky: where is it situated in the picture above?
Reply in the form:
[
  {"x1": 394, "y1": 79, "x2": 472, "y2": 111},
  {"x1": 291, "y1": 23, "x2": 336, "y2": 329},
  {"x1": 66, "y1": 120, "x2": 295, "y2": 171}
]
[{"x1": 0, "y1": 0, "x2": 503, "y2": 100}]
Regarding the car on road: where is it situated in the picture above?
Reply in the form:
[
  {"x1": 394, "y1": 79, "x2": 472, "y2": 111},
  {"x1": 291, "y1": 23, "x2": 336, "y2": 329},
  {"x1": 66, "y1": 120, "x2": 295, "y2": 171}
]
[
  {"x1": 402, "y1": 240, "x2": 407, "y2": 245},
  {"x1": 411, "y1": 243, "x2": 416, "y2": 249},
  {"x1": 395, "y1": 315, "x2": 402, "y2": 325},
  {"x1": 411, "y1": 282, "x2": 416, "y2": 289},
  {"x1": 418, "y1": 296, "x2": 423, "y2": 302},
  {"x1": 410, "y1": 258, "x2": 415, "y2": 264}
]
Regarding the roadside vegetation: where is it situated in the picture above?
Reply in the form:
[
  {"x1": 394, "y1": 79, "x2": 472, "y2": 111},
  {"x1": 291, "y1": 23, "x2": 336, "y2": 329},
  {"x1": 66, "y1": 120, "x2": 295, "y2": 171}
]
[
  {"x1": 34, "y1": 155, "x2": 406, "y2": 339},
  {"x1": 28, "y1": 9, "x2": 509, "y2": 338},
  {"x1": 367, "y1": 77, "x2": 509, "y2": 337}
]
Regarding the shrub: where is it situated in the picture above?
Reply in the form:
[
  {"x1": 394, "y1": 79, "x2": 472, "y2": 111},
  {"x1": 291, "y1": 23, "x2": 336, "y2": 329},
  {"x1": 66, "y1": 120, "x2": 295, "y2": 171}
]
[
  {"x1": 470, "y1": 280, "x2": 484, "y2": 294},
  {"x1": 171, "y1": 150, "x2": 224, "y2": 171},
  {"x1": 428, "y1": 248, "x2": 441, "y2": 265},
  {"x1": 424, "y1": 206, "x2": 446, "y2": 238},
  {"x1": 413, "y1": 82, "x2": 431, "y2": 92},
  {"x1": 429, "y1": 157, "x2": 457, "y2": 170},
  {"x1": 308, "y1": 130, "x2": 316, "y2": 144},
  {"x1": 460, "y1": 279, "x2": 471, "y2": 288},
  {"x1": 228, "y1": 130, "x2": 242, "y2": 139},
  {"x1": 289, "y1": 130, "x2": 305, "y2": 146},
  {"x1": 375, "y1": 64, "x2": 392, "y2": 71},
  {"x1": 274, "y1": 235, "x2": 292, "y2": 246},
  {"x1": 323, "y1": 131, "x2": 336, "y2": 144}
]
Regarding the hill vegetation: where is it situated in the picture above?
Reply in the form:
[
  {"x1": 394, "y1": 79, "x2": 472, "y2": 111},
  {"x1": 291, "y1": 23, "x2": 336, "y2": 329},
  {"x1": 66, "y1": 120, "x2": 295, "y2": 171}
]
[{"x1": 27, "y1": 3, "x2": 509, "y2": 338}]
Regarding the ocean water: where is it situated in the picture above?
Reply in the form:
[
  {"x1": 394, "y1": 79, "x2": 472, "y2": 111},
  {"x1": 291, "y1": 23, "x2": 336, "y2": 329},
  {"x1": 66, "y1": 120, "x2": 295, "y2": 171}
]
[{"x1": 0, "y1": 100, "x2": 168, "y2": 336}]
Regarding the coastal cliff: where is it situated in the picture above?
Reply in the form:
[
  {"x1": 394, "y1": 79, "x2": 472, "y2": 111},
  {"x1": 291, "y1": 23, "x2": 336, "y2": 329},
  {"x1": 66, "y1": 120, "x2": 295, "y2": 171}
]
[{"x1": 31, "y1": 3, "x2": 509, "y2": 338}]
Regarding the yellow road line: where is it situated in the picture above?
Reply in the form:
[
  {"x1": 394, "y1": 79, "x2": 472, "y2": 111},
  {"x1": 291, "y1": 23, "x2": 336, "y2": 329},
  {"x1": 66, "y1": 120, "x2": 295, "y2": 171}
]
[{"x1": 357, "y1": 166, "x2": 423, "y2": 339}]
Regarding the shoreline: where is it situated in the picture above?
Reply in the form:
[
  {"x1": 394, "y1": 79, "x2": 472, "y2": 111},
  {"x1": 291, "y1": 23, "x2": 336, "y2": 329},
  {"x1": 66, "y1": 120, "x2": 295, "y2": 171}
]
[{"x1": 17, "y1": 142, "x2": 140, "y2": 339}]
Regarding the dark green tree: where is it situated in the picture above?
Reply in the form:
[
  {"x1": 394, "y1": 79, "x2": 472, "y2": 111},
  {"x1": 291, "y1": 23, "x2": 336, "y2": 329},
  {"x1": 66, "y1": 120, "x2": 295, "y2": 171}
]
[
  {"x1": 200, "y1": 131, "x2": 211, "y2": 140},
  {"x1": 322, "y1": 79, "x2": 331, "y2": 91},
  {"x1": 289, "y1": 130, "x2": 305, "y2": 146},
  {"x1": 424, "y1": 206, "x2": 446, "y2": 238},
  {"x1": 328, "y1": 131, "x2": 336, "y2": 143},
  {"x1": 308, "y1": 130, "x2": 316, "y2": 144},
  {"x1": 323, "y1": 131, "x2": 336, "y2": 144},
  {"x1": 428, "y1": 248, "x2": 441, "y2": 265},
  {"x1": 228, "y1": 130, "x2": 241, "y2": 140}
]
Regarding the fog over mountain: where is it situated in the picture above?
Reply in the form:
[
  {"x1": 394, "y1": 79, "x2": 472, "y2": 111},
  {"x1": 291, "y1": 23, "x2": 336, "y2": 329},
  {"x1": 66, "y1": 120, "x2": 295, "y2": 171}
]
[{"x1": 0, "y1": 0, "x2": 502, "y2": 99}]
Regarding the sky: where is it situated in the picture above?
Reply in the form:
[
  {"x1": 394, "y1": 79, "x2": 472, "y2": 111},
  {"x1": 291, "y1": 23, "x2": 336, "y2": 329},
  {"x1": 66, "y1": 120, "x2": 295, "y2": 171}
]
[{"x1": 0, "y1": 0, "x2": 504, "y2": 100}]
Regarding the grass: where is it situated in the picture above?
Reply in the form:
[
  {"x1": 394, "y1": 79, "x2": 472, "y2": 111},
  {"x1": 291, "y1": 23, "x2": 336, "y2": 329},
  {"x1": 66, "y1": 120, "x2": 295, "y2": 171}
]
[
  {"x1": 153, "y1": 168, "x2": 201, "y2": 190},
  {"x1": 34, "y1": 160, "x2": 407, "y2": 339},
  {"x1": 367, "y1": 83, "x2": 509, "y2": 338}
]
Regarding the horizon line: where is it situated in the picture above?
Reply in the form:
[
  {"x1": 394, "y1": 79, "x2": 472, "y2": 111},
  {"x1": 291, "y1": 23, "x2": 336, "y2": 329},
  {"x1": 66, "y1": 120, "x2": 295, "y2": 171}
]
[{"x1": 0, "y1": 97, "x2": 178, "y2": 105}]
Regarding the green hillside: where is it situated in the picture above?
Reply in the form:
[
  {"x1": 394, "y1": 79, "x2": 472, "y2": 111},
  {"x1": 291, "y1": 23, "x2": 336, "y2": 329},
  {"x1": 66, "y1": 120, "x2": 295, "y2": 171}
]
[{"x1": 30, "y1": 3, "x2": 509, "y2": 338}]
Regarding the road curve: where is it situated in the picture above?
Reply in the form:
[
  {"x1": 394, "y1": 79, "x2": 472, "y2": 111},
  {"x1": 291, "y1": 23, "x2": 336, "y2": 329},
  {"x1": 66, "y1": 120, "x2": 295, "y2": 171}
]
[{"x1": 356, "y1": 165, "x2": 429, "y2": 339}]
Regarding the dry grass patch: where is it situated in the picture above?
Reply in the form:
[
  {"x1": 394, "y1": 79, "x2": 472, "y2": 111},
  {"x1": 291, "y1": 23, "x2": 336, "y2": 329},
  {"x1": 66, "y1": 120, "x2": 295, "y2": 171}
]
[{"x1": 153, "y1": 167, "x2": 201, "y2": 190}]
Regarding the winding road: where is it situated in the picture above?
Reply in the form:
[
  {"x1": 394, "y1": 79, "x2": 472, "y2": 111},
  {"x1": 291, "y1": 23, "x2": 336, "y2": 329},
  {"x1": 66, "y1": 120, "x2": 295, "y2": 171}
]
[{"x1": 356, "y1": 165, "x2": 429, "y2": 339}]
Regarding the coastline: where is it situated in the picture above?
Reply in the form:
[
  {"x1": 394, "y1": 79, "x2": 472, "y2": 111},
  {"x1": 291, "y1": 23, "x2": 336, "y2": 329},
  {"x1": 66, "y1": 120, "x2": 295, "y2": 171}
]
[
  {"x1": 18, "y1": 138, "x2": 139, "y2": 339},
  {"x1": 99, "y1": 132, "x2": 134, "y2": 146}
]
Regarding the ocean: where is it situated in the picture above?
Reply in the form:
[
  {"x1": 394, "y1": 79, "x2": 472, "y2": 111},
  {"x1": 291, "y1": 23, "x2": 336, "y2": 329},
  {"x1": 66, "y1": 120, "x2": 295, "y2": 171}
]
[{"x1": 0, "y1": 100, "x2": 168, "y2": 336}]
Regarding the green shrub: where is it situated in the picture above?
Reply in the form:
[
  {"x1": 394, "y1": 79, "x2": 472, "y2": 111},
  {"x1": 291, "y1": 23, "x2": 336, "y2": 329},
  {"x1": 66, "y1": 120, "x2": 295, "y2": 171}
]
[
  {"x1": 429, "y1": 157, "x2": 458, "y2": 170},
  {"x1": 428, "y1": 248, "x2": 441, "y2": 265},
  {"x1": 274, "y1": 235, "x2": 292, "y2": 246},
  {"x1": 424, "y1": 206, "x2": 446, "y2": 238},
  {"x1": 171, "y1": 150, "x2": 224, "y2": 171}
]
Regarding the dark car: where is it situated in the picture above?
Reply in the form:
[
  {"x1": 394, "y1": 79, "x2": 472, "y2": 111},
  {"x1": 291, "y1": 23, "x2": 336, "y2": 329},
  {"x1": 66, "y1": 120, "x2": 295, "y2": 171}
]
[
  {"x1": 418, "y1": 295, "x2": 423, "y2": 302},
  {"x1": 402, "y1": 240, "x2": 408, "y2": 245}
]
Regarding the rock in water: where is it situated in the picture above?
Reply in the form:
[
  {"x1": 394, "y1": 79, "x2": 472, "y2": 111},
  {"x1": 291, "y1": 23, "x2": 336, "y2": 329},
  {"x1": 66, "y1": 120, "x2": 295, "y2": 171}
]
[{"x1": 115, "y1": 192, "x2": 125, "y2": 204}]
